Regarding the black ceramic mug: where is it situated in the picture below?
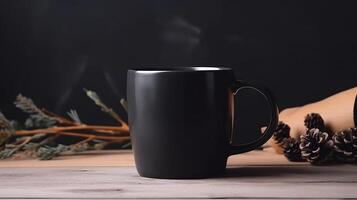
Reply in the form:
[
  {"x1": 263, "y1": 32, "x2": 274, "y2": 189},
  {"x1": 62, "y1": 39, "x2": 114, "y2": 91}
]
[{"x1": 127, "y1": 67, "x2": 278, "y2": 179}]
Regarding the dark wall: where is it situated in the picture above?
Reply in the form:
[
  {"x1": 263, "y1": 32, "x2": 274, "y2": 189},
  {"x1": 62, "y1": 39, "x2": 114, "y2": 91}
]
[{"x1": 1, "y1": 1, "x2": 356, "y2": 143}]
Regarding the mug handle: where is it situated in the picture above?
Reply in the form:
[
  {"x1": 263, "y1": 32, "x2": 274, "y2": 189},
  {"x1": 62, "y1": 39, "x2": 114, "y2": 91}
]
[{"x1": 228, "y1": 80, "x2": 279, "y2": 156}]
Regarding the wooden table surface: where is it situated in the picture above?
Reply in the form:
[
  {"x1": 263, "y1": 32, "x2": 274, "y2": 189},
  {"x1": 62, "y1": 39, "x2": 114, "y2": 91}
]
[{"x1": 0, "y1": 147, "x2": 356, "y2": 199}]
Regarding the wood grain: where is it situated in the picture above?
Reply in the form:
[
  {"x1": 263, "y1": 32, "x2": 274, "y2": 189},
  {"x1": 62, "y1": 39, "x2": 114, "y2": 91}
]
[
  {"x1": 0, "y1": 148, "x2": 304, "y2": 168},
  {"x1": 0, "y1": 148, "x2": 356, "y2": 199}
]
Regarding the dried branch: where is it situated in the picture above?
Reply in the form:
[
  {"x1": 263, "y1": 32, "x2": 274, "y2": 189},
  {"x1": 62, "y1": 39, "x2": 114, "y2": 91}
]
[
  {"x1": 0, "y1": 112, "x2": 15, "y2": 148},
  {"x1": 45, "y1": 131, "x2": 130, "y2": 141},
  {"x1": 14, "y1": 94, "x2": 46, "y2": 116},
  {"x1": 0, "y1": 136, "x2": 33, "y2": 159},
  {"x1": 84, "y1": 89, "x2": 129, "y2": 129},
  {"x1": 14, "y1": 94, "x2": 56, "y2": 127},
  {"x1": 15, "y1": 124, "x2": 129, "y2": 135},
  {"x1": 42, "y1": 109, "x2": 76, "y2": 125},
  {"x1": 120, "y1": 98, "x2": 128, "y2": 112},
  {"x1": 67, "y1": 110, "x2": 82, "y2": 124},
  {"x1": 37, "y1": 144, "x2": 67, "y2": 160},
  {"x1": 0, "y1": 90, "x2": 131, "y2": 160}
]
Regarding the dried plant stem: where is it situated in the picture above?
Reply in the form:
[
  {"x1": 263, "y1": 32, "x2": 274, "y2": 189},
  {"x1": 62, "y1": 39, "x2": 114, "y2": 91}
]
[
  {"x1": 74, "y1": 137, "x2": 95, "y2": 146},
  {"x1": 1, "y1": 91, "x2": 131, "y2": 160},
  {"x1": 41, "y1": 109, "x2": 76, "y2": 125},
  {"x1": 103, "y1": 109, "x2": 128, "y2": 129},
  {"x1": 57, "y1": 132, "x2": 130, "y2": 141},
  {"x1": 14, "y1": 123, "x2": 130, "y2": 143},
  {"x1": 7, "y1": 136, "x2": 32, "y2": 157},
  {"x1": 94, "y1": 129, "x2": 127, "y2": 134},
  {"x1": 84, "y1": 89, "x2": 129, "y2": 129},
  {"x1": 15, "y1": 130, "x2": 130, "y2": 141},
  {"x1": 15, "y1": 124, "x2": 129, "y2": 136}
]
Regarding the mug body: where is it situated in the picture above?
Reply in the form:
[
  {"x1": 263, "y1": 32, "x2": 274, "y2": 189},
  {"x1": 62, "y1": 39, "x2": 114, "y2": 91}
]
[{"x1": 127, "y1": 67, "x2": 235, "y2": 178}]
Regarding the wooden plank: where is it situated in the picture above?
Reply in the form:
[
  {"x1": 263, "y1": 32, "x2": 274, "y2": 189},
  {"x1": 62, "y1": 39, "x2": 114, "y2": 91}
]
[
  {"x1": 0, "y1": 166, "x2": 356, "y2": 199},
  {"x1": 0, "y1": 148, "x2": 306, "y2": 168},
  {"x1": 0, "y1": 148, "x2": 356, "y2": 199},
  {"x1": 0, "y1": 150, "x2": 135, "y2": 168}
]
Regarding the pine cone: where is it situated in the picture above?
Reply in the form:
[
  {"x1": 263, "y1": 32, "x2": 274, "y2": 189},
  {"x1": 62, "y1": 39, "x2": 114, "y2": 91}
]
[
  {"x1": 282, "y1": 137, "x2": 304, "y2": 162},
  {"x1": 300, "y1": 128, "x2": 333, "y2": 164},
  {"x1": 304, "y1": 113, "x2": 325, "y2": 131},
  {"x1": 333, "y1": 128, "x2": 357, "y2": 163},
  {"x1": 273, "y1": 121, "x2": 291, "y2": 147}
]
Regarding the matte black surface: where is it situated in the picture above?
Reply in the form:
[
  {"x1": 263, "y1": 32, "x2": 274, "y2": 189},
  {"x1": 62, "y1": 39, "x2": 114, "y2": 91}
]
[{"x1": 127, "y1": 67, "x2": 278, "y2": 178}]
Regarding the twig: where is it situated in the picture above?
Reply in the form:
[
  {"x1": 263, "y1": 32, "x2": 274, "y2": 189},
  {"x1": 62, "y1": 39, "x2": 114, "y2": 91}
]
[
  {"x1": 73, "y1": 137, "x2": 94, "y2": 146},
  {"x1": 1, "y1": 91, "x2": 131, "y2": 160},
  {"x1": 16, "y1": 130, "x2": 130, "y2": 141},
  {"x1": 85, "y1": 89, "x2": 129, "y2": 129},
  {"x1": 41, "y1": 109, "x2": 77, "y2": 125},
  {"x1": 7, "y1": 136, "x2": 32, "y2": 158},
  {"x1": 59, "y1": 132, "x2": 130, "y2": 141},
  {"x1": 15, "y1": 124, "x2": 129, "y2": 135},
  {"x1": 94, "y1": 129, "x2": 130, "y2": 135},
  {"x1": 120, "y1": 98, "x2": 128, "y2": 112}
]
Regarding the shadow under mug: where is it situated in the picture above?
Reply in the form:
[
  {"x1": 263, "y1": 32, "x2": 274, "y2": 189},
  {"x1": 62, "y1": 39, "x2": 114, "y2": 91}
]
[{"x1": 127, "y1": 67, "x2": 279, "y2": 179}]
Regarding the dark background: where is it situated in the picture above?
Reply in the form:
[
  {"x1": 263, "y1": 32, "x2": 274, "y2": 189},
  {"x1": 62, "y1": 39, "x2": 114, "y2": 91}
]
[{"x1": 1, "y1": 1, "x2": 356, "y2": 143}]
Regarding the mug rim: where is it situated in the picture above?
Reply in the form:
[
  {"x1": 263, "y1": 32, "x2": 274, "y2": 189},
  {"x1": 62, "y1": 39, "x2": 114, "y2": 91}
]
[{"x1": 129, "y1": 67, "x2": 232, "y2": 73}]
